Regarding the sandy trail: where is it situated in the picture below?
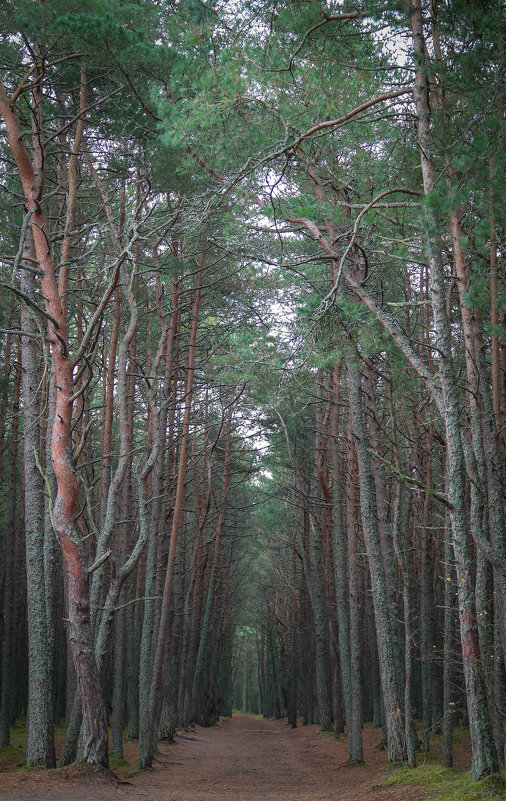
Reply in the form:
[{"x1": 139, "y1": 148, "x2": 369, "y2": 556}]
[{"x1": 0, "y1": 715, "x2": 426, "y2": 801}]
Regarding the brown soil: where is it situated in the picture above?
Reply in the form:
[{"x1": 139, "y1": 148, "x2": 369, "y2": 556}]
[{"x1": 0, "y1": 715, "x2": 442, "y2": 801}]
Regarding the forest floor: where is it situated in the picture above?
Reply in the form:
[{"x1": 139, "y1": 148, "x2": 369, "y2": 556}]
[{"x1": 0, "y1": 713, "x2": 477, "y2": 801}]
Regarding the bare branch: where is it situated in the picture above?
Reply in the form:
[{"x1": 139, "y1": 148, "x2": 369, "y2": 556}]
[
  {"x1": 87, "y1": 549, "x2": 112, "y2": 577},
  {"x1": 0, "y1": 281, "x2": 60, "y2": 329},
  {"x1": 369, "y1": 449, "x2": 454, "y2": 509}
]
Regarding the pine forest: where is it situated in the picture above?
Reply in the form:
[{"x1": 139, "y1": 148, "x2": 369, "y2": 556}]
[{"x1": 0, "y1": 1, "x2": 504, "y2": 798}]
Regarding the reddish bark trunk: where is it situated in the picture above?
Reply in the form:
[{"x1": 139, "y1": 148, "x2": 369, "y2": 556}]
[
  {"x1": 0, "y1": 72, "x2": 108, "y2": 766},
  {"x1": 138, "y1": 237, "x2": 205, "y2": 768}
]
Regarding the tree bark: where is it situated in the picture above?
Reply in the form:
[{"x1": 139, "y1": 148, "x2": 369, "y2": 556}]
[
  {"x1": 346, "y1": 357, "x2": 405, "y2": 763},
  {"x1": 138, "y1": 238, "x2": 205, "y2": 768},
  {"x1": 20, "y1": 228, "x2": 55, "y2": 766},
  {"x1": 0, "y1": 344, "x2": 21, "y2": 747},
  {"x1": 0, "y1": 73, "x2": 108, "y2": 766},
  {"x1": 409, "y1": 0, "x2": 498, "y2": 778},
  {"x1": 345, "y1": 416, "x2": 364, "y2": 763}
]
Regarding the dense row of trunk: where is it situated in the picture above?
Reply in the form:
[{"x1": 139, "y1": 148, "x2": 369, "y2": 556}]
[
  {"x1": 0, "y1": 243, "x2": 246, "y2": 766},
  {"x1": 0, "y1": 74, "x2": 247, "y2": 762},
  {"x1": 0, "y1": 0, "x2": 504, "y2": 785},
  {"x1": 240, "y1": 318, "x2": 504, "y2": 773}
]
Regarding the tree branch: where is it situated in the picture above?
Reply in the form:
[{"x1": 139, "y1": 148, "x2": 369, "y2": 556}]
[
  {"x1": 369, "y1": 449, "x2": 454, "y2": 509},
  {"x1": 87, "y1": 549, "x2": 112, "y2": 577},
  {"x1": 0, "y1": 281, "x2": 60, "y2": 329}
]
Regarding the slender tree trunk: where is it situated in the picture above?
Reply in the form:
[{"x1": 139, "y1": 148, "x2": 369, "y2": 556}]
[
  {"x1": 419, "y1": 417, "x2": 435, "y2": 752},
  {"x1": 489, "y1": 157, "x2": 504, "y2": 449},
  {"x1": 451, "y1": 209, "x2": 506, "y2": 674},
  {"x1": 0, "y1": 345, "x2": 21, "y2": 747},
  {"x1": 100, "y1": 291, "x2": 121, "y2": 527},
  {"x1": 391, "y1": 476, "x2": 416, "y2": 768},
  {"x1": 111, "y1": 334, "x2": 136, "y2": 758},
  {"x1": 0, "y1": 74, "x2": 108, "y2": 767},
  {"x1": 127, "y1": 558, "x2": 143, "y2": 739},
  {"x1": 20, "y1": 229, "x2": 55, "y2": 766},
  {"x1": 442, "y1": 516, "x2": 456, "y2": 768},
  {"x1": 138, "y1": 240, "x2": 205, "y2": 768},
  {"x1": 409, "y1": 0, "x2": 498, "y2": 777},
  {"x1": 0, "y1": 299, "x2": 15, "y2": 473},
  {"x1": 362, "y1": 364, "x2": 397, "y2": 627},
  {"x1": 110, "y1": 602, "x2": 126, "y2": 759},
  {"x1": 346, "y1": 417, "x2": 363, "y2": 763},
  {"x1": 492, "y1": 600, "x2": 506, "y2": 764},
  {"x1": 192, "y1": 405, "x2": 233, "y2": 719},
  {"x1": 346, "y1": 357, "x2": 405, "y2": 763},
  {"x1": 305, "y1": 387, "x2": 333, "y2": 732}
]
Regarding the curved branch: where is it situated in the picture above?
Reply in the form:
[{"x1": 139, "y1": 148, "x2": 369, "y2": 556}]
[{"x1": 0, "y1": 281, "x2": 60, "y2": 329}]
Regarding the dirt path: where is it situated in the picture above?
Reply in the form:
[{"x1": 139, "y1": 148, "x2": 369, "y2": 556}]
[{"x1": 0, "y1": 715, "x2": 427, "y2": 801}]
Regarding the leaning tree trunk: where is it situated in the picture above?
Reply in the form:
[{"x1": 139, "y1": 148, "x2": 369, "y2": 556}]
[{"x1": 0, "y1": 74, "x2": 108, "y2": 766}]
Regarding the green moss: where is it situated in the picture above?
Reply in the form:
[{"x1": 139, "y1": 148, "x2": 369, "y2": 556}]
[
  {"x1": 8, "y1": 718, "x2": 27, "y2": 746},
  {"x1": 5, "y1": 760, "x2": 35, "y2": 773},
  {"x1": 0, "y1": 745, "x2": 26, "y2": 770},
  {"x1": 428, "y1": 726, "x2": 466, "y2": 747},
  {"x1": 1, "y1": 717, "x2": 70, "y2": 771},
  {"x1": 125, "y1": 768, "x2": 149, "y2": 779},
  {"x1": 0, "y1": 719, "x2": 27, "y2": 768},
  {"x1": 109, "y1": 757, "x2": 128, "y2": 769},
  {"x1": 418, "y1": 750, "x2": 440, "y2": 764},
  {"x1": 383, "y1": 764, "x2": 506, "y2": 801}
]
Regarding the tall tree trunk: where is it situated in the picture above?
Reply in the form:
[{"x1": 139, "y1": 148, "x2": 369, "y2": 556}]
[
  {"x1": 391, "y1": 476, "x2": 416, "y2": 768},
  {"x1": 191, "y1": 404, "x2": 233, "y2": 719},
  {"x1": 419, "y1": 416, "x2": 435, "y2": 752},
  {"x1": 450, "y1": 208, "x2": 506, "y2": 674},
  {"x1": 0, "y1": 74, "x2": 108, "y2": 766},
  {"x1": 0, "y1": 299, "x2": 16, "y2": 487},
  {"x1": 346, "y1": 357, "x2": 405, "y2": 763},
  {"x1": 20, "y1": 229, "x2": 55, "y2": 766},
  {"x1": 100, "y1": 291, "x2": 121, "y2": 527},
  {"x1": 488, "y1": 157, "x2": 505, "y2": 451},
  {"x1": 442, "y1": 514, "x2": 456, "y2": 768},
  {"x1": 409, "y1": 0, "x2": 498, "y2": 777},
  {"x1": 138, "y1": 239, "x2": 205, "y2": 768},
  {"x1": 306, "y1": 385, "x2": 333, "y2": 732},
  {"x1": 0, "y1": 344, "x2": 21, "y2": 747},
  {"x1": 346, "y1": 416, "x2": 364, "y2": 763}
]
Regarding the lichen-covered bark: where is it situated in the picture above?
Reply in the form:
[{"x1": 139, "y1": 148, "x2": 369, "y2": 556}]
[
  {"x1": 345, "y1": 418, "x2": 363, "y2": 763},
  {"x1": 346, "y1": 358, "x2": 405, "y2": 763},
  {"x1": 0, "y1": 347, "x2": 21, "y2": 748},
  {"x1": 192, "y1": 407, "x2": 232, "y2": 719},
  {"x1": 138, "y1": 244, "x2": 204, "y2": 769},
  {"x1": 409, "y1": 0, "x2": 498, "y2": 778},
  {"x1": 0, "y1": 74, "x2": 108, "y2": 767},
  {"x1": 20, "y1": 229, "x2": 55, "y2": 767}
]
